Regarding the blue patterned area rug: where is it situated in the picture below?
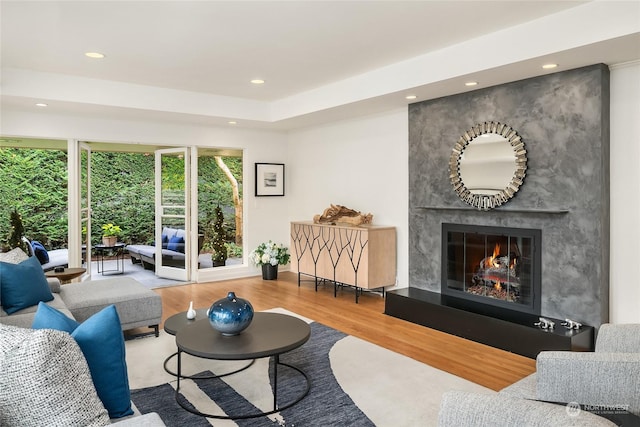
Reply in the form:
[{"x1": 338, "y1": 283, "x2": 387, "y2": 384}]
[
  {"x1": 125, "y1": 309, "x2": 493, "y2": 426},
  {"x1": 131, "y1": 322, "x2": 371, "y2": 426}
]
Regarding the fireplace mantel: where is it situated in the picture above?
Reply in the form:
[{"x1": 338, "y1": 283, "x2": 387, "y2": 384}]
[{"x1": 415, "y1": 206, "x2": 569, "y2": 214}]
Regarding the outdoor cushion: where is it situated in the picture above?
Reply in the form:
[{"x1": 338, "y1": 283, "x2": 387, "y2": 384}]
[
  {"x1": 40, "y1": 248, "x2": 69, "y2": 271},
  {"x1": 0, "y1": 255, "x2": 53, "y2": 314},
  {"x1": 31, "y1": 240, "x2": 50, "y2": 264},
  {"x1": 162, "y1": 227, "x2": 178, "y2": 239},
  {"x1": 157, "y1": 227, "x2": 180, "y2": 249},
  {"x1": 167, "y1": 235, "x2": 184, "y2": 253},
  {"x1": 32, "y1": 303, "x2": 134, "y2": 419},
  {"x1": 0, "y1": 323, "x2": 110, "y2": 427}
]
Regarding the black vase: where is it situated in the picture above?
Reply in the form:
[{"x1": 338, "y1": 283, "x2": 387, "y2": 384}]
[{"x1": 262, "y1": 264, "x2": 278, "y2": 280}]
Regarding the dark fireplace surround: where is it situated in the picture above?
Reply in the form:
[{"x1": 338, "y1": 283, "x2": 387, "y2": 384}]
[
  {"x1": 442, "y1": 223, "x2": 541, "y2": 316},
  {"x1": 386, "y1": 65, "x2": 609, "y2": 357}
]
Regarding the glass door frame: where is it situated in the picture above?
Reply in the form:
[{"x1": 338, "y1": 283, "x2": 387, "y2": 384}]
[
  {"x1": 155, "y1": 147, "x2": 191, "y2": 281},
  {"x1": 67, "y1": 139, "x2": 90, "y2": 279},
  {"x1": 79, "y1": 142, "x2": 92, "y2": 277}
]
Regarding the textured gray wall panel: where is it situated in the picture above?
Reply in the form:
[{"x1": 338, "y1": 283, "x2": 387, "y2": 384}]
[{"x1": 408, "y1": 64, "x2": 610, "y2": 327}]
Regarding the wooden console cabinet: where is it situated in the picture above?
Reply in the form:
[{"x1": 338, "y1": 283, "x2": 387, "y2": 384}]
[{"x1": 290, "y1": 221, "x2": 396, "y2": 302}]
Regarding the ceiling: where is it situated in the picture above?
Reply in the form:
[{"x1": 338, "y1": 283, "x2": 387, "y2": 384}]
[{"x1": 1, "y1": 1, "x2": 639, "y2": 131}]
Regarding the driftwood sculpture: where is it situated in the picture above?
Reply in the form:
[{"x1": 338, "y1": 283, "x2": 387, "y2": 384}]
[{"x1": 313, "y1": 204, "x2": 373, "y2": 226}]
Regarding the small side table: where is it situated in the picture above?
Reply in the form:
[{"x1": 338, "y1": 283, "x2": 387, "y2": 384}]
[
  {"x1": 94, "y1": 243, "x2": 126, "y2": 275},
  {"x1": 45, "y1": 267, "x2": 86, "y2": 284}
]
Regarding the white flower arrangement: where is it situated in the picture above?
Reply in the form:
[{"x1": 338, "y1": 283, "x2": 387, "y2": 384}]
[{"x1": 249, "y1": 240, "x2": 290, "y2": 267}]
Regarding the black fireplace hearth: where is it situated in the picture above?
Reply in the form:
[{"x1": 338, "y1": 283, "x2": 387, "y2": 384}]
[{"x1": 384, "y1": 287, "x2": 594, "y2": 358}]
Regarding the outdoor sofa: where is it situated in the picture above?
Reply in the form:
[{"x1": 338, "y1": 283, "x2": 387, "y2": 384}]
[
  {"x1": 23, "y1": 237, "x2": 70, "y2": 271},
  {"x1": 127, "y1": 227, "x2": 204, "y2": 270}
]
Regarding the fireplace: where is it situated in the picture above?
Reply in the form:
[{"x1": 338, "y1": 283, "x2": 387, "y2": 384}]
[
  {"x1": 384, "y1": 222, "x2": 594, "y2": 358},
  {"x1": 441, "y1": 223, "x2": 541, "y2": 315}
]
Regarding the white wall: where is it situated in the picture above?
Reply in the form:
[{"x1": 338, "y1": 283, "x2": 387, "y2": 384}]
[
  {"x1": 609, "y1": 61, "x2": 640, "y2": 323},
  {"x1": 0, "y1": 109, "x2": 290, "y2": 281},
  {"x1": 286, "y1": 109, "x2": 409, "y2": 289}
]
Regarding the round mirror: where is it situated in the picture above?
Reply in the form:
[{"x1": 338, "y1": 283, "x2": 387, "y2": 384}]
[{"x1": 449, "y1": 121, "x2": 527, "y2": 210}]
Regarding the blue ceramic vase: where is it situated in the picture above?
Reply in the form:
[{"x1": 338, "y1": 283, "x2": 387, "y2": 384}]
[{"x1": 208, "y1": 292, "x2": 254, "y2": 336}]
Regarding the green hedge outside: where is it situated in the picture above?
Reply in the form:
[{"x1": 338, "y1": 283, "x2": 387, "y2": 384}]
[{"x1": 0, "y1": 148, "x2": 242, "y2": 252}]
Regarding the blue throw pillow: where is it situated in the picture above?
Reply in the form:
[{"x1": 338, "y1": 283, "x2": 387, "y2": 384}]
[
  {"x1": 32, "y1": 303, "x2": 133, "y2": 419},
  {"x1": 161, "y1": 233, "x2": 169, "y2": 249},
  {"x1": 0, "y1": 256, "x2": 53, "y2": 314},
  {"x1": 31, "y1": 240, "x2": 50, "y2": 264},
  {"x1": 167, "y1": 235, "x2": 184, "y2": 253},
  {"x1": 31, "y1": 300, "x2": 78, "y2": 332}
]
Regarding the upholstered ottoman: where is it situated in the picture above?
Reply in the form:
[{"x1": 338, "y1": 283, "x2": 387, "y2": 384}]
[{"x1": 60, "y1": 278, "x2": 162, "y2": 337}]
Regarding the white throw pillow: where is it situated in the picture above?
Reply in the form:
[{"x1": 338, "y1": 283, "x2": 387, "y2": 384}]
[
  {"x1": 0, "y1": 324, "x2": 110, "y2": 427},
  {"x1": 0, "y1": 247, "x2": 29, "y2": 264}
]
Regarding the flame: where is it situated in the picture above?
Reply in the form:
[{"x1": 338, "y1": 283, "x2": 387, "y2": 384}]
[
  {"x1": 489, "y1": 243, "x2": 501, "y2": 268},
  {"x1": 494, "y1": 281, "x2": 502, "y2": 290}
]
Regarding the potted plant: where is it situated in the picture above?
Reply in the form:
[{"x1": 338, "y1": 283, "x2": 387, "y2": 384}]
[
  {"x1": 7, "y1": 209, "x2": 28, "y2": 253},
  {"x1": 101, "y1": 223, "x2": 122, "y2": 246},
  {"x1": 210, "y1": 206, "x2": 228, "y2": 267},
  {"x1": 249, "y1": 240, "x2": 290, "y2": 280}
]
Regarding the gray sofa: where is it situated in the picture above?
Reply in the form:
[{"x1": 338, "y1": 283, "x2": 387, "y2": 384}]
[
  {"x1": 0, "y1": 249, "x2": 166, "y2": 426},
  {"x1": 1, "y1": 247, "x2": 161, "y2": 334},
  {"x1": 0, "y1": 276, "x2": 162, "y2": 337},
  {"x1": 438, "y1": 391, "x2": 617, "y2": 426},
  {"x1": 438, "y1": 323, "x2": 640, "y2": 426}
]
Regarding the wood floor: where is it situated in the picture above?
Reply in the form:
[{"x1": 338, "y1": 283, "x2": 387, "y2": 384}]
[{"x1": 134, "y1": 271, "x2": 535, "y2": 391}]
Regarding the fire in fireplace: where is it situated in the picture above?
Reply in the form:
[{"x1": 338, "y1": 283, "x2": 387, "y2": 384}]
[{"x1": 442, "y1": 223, "x2": 541, "y2": 315}]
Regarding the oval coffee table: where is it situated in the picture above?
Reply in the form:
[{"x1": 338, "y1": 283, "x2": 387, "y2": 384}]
[{"x1": 175, "y1": 312, "x2": 311, "y2": 420}]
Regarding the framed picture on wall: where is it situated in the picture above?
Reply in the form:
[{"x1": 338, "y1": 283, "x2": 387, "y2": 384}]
[{"x1": 255, "y1": 163, "x2": 285, "y2": 196}]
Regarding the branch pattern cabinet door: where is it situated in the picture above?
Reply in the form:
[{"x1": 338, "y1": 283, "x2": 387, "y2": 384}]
[{"x1": 290, "y1": 221, "x2": 396, "y2": 289}]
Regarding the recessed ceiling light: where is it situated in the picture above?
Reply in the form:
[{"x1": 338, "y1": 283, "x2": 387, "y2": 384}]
[
  {"x1": 405, "y1": 95, "x2": 417, "y2": 100},
  {"x1": 35, "y1": 103, "x2": 48, "y2": 107},
  {"x1": 228, "y1": 121, "x2": 237, "y2": 125},
  {"x1": 542, "y1": 63, "x2": 558, "y2": 69},
  {"x1": 465, "y1": 81, "x2": 478, "y2": 87},
  {"x1": 250, "y1": 79, "x2": 265, "y2": 85},
  {"x1": 85, "y1": 52, "x2": 105, "y2": 59}
]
